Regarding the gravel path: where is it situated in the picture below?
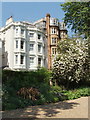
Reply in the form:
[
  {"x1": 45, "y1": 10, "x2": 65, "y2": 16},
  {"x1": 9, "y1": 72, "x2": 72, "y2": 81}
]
[{"x1": 1, "y1": 97, "x2": 89, "y2": 118}]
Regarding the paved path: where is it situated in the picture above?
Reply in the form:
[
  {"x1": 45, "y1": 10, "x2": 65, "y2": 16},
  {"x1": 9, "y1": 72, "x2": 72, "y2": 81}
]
[{"x1": 2, "y1": 97, "x2": 89, "y2": 118}]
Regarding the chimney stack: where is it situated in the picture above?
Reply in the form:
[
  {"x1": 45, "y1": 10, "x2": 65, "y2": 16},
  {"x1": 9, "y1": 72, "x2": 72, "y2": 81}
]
[
  {"x1": 46, "y1": 13, "x2": 51, "y2": 70},
  {"x1": 6, "y1": 16, "x2": 13, "y2": 25}
]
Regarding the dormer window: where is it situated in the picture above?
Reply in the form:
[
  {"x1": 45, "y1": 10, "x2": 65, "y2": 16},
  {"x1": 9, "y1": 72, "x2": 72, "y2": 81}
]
[
  {"x1": 53, "y1": 19, "x2": 56, "y2": 25},
  {"x1": 50, "y1": 18, "x2": 58, "y2": 26}
]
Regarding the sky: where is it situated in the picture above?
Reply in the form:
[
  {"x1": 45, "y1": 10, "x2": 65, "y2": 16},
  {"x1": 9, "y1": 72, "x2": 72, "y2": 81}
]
[{"x1": 2, "y1": 2, "x2": 74, "y2": 36}]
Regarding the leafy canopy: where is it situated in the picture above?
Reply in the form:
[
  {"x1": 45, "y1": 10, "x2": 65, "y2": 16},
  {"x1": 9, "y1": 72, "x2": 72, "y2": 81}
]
[{"x1": 61, "y1": 2, "x2": 90, "y2": 38}]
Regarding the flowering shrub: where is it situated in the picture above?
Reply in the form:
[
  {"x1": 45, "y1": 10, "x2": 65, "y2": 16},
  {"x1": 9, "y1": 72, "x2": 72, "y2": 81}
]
[{"x1": 52, "y1": 37, "x2": 90, "y2": 89}]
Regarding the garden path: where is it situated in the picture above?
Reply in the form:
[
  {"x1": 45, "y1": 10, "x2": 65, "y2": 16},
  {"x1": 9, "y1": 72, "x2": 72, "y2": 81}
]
[{"x1": 2, "y1": 96, "x2": 89, "y2": 119}]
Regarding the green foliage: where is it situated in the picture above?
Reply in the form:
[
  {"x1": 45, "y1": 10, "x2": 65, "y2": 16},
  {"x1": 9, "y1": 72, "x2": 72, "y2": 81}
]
[
  {"x1": 52, "y1": 37, "x2": 90, "y2": 89},
  {"x1": 2, "y1": 68, "x2": 50, "y2": 88},
  {"x1": 2, "y1": 68, "x2": 90, "y2": 111},
  {"x1": 2, "y1": 68, "x2": 52, "y2": 110},
  {"x1": 51, "y1": 85, "x2": 62, "y2": 93},
  {"x1": 38, "y1": 83, "x2": 60, "y2": 103},
  {"x1": 49, "y1": 85, "x2": 67, "y2": 101},
  {"x1": 61, "y1": 2, "x2": 90, "y2": 38},
  {"x1": 63, "y1": 87, "x2": 90, "y2": 100},
  {"x1": 37, "y1": 67, "x2": 51, "y2": 83},
  {"x1": 60, "y1": 2, "x2": 90, "y2": 89},
  {"x1": 2, "y1": 68, "x2": 63, "y2": 110}
]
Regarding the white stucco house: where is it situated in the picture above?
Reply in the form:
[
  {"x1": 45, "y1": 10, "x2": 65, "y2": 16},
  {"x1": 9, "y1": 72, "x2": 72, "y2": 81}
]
[
  {"x1": 0, "y1": 14, "x2": 67, "y2": 70},
  {"x1": 0, "y1": 16, "x2": 48, "y2": 70}
]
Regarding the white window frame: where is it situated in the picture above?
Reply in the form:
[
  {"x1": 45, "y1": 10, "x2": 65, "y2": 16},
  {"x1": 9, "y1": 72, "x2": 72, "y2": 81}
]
[
  {"x1": 16, "y1": 28, "x2": 18, "y2": 34},
  {"x1": 21, "y1": 29, "x2": 24, "y2": 34},
  {"x1": 38, "y1": 57, "x2": 41, "y2": 66},
  {"x1": 53, "y1": 19, "x2": 56, "y2": 25},
  {"x1": 16, "y1": 40, "x2": 18, "y2": 48},
  {"x1": 15, "y1": 55, "x2": 18, "y2": 64},
  {"x1": 21, "y1": 40, "x2": 24, "y2": 50},
  {"x1": 30, "y1": 57, "x2": 34, "y2": 65},
  {"x1": 51, "y1": 28, "x2": 56, "y2": 34},
  {"x1": 38, "y1": 44, "x2": 41, "y2": 53},
  {"x1": 30, "y1": 33, "x2": 34, "y2": 37},
  {"x1": 20, "y1": 55, "x2": 24, "y2": 64},
  {"x1": 38, "y1": 34, "x2": 41, "y2": 40},
  {"x1": 29, "y1": 44, "x2": 34, "y2": 51},
  {"x1": 21, "y1": 29, "x2": 25, "y2": 37},
  {"x1": 52, "y1": 38, "x2": 57, "y2": 44}
]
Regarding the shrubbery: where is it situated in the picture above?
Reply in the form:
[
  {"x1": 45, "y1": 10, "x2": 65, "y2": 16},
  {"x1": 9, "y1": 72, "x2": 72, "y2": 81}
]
[
  {"x1": 2, "y1": 68, "x2": 52, "y2": 110},
  {"x1": 2, "y1": 68, "x2": 63, "y2": 110},
  {"x1": 63, "y1": 87, "x2": 90, "y2": 100},
  {"x1": 2, "y1": 67, "x2": 51, "y2": 88},
  {"x1": 2, "y1": 66, "x2": 90, "y2": 111},
  {"x1": 52, "y1": 37, "x2": 90, "y2": 89}
]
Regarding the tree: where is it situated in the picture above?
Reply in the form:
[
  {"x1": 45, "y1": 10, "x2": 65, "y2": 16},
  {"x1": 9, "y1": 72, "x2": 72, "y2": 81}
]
[
  {"x1": 52, "y1": 37, "x2": 89, "y2": 89},
  {"x1": 61, "y1": 2, "x2": 90, "y2": 38},
  {"x1": 58, "y1": 2, "x2": 90, "y2": 89}
]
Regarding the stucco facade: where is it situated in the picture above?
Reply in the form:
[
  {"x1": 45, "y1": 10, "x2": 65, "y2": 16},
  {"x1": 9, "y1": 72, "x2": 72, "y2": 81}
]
[{"x1": 0, "y1": 14, "x2": 67, "y2": 70}]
